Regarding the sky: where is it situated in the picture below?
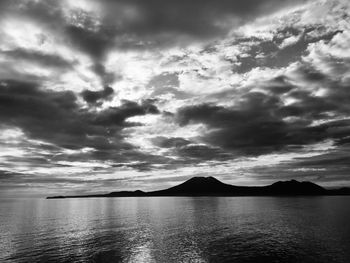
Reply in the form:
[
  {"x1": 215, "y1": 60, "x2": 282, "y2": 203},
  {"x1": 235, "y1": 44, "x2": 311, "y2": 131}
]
[{"x1": 0, "y1": 0, "x2": 350, "y2": 197}]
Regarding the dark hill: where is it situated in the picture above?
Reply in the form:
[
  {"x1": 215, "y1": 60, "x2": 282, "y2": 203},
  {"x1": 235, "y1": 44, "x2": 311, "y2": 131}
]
[
  {"x1": 264, "y1": 179, "x2": 327, "y2": 195},
  {"x1": 149, "y1": 176, "x2": 246, "y2": 196},
  {"x1": 47, "y1": 176, "x2": 348, "y2": 199}
]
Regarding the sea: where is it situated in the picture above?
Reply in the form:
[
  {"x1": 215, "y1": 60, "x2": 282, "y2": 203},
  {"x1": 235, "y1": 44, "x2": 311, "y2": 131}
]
[{"x1": 1, "y1": 196, "x2": 350, "y2": 263}]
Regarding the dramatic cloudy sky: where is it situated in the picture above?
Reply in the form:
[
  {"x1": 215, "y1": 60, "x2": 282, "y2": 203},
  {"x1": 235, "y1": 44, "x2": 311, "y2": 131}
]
[{"x1": 0, "y1": 0, "x2": 350, "y2": 197}]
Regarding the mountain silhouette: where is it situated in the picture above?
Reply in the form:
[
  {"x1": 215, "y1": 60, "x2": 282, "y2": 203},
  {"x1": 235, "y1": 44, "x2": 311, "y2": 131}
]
[
  {"x1": 149, "y1": 176, "x2": 241, "y2": 196},
  {"x1": 47, "y1": 176, "x2": 350, "y2": 199},
  {"x1": 264, "y1": 179, "x2": 326, "y2": 195}
]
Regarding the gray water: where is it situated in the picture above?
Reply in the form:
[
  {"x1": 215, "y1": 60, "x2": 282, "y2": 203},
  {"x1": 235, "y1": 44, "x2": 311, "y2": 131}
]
[{"x1": 1, "y1": 196, "x2": 350, "y2": 263}]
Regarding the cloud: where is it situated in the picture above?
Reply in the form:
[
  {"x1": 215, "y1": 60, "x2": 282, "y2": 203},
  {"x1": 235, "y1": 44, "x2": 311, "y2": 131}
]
[
  {"x1": 231, "y1": 27, "x2": 343, "y2": 74},
  {"x1": 1, "y1": 0, "x2": 350, "y2": 196},
  {"x1": 150, "y1": 136, "x2": 232, "y2": 161},
  {"x1": 93, "y1": 99, "x2": 160, "y2": 126},
  {"x1": 100, "y1": 0, "x2": 309, "y2": 39},
  {"x1": 176, "y1": 94, "x2": 291, "y2": 155},
  {"x1": 151, "y1": 136, "x2": 191, "y2": 148},
  {"x1": 0, "y1": 0, "x2": 311, "y2": 87},
  {"x1": 0, "y1": 48, "x2": 74, "y2": 69},
  {"x1": 81, "y1": 86, "x2": 114, "y2": 104},
  {"x1": 176, "y1": 60, "x2": 350, "y2": 156},
  {"x1": 0, "y1": 79, "x2": 160, "y2": 158},
  {"x1": 176, "y1": 144, "x2": 232, "y2": 161}
]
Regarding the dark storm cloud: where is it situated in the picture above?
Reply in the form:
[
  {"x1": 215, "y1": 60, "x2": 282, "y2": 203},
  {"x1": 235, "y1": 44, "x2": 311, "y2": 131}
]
[
  {"x1": 81, "y1": 86, "x2": 114, "y2": 105},
  {"x1": 64, "y1": 24, "x2": 117, "y2": 85},
  {"x1": 0, "y1": 79, "x2": 102, "y2": 150},
  {"x1": 0, "y1": 79, "x2": 160, "y2": 160},
  {"x1": 99, "y1": 0, "x2": 309, "y2": 39},
  {"x1": 176, "y1": 65, "x2": 350, "y2": 156},
  {"x1": 177, "y1": 95, "x2": 293, "y2": 155},
  {"x1": 92, "y1": 99, "x2": 159, "y2": 126}
]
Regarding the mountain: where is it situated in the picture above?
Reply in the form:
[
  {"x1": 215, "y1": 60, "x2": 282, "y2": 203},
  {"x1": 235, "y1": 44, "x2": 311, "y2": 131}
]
[
  {"x1": 263, "y1": 179, "x2": 327, "y2": 195},
  {"x1": 46, "y1": 176, "x2": 349, "y2": 199},
  {"x1": 148, "y1": 177, "x2": 327, "y2": 196},
  {"x1": 149, "y1": 176, "x2": 247, "y2": 196}
]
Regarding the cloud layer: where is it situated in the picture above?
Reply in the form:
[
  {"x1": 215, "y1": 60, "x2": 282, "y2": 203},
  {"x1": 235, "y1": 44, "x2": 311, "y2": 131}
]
[{"x1": 0, "y1": 0, "x2": 350, "y2": 196}]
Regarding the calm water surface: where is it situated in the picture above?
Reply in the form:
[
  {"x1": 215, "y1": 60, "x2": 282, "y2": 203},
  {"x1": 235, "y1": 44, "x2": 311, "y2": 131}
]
[{"x1": 1, "y1": 196, "x2": 350, "y2": 263}]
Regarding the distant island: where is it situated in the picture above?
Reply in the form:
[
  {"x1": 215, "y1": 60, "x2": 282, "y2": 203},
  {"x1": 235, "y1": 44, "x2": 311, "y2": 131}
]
[{"x1": 46, "y1": 176, "x2": 350, "y2": 199}]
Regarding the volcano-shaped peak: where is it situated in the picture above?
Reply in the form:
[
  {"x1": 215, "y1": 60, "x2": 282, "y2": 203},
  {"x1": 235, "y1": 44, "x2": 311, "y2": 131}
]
[
  {"x1": 185, "y1": 176, "x2": 221, "y2": 184},
  {"x1": 155, "y1": 176, "x2": 234, "y2": 195}
]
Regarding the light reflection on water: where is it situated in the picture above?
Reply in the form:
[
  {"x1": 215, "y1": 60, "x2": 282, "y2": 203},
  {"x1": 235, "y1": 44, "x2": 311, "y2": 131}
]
[{"x1": 1, "y1": 196, "x2": 350, "y2": 262}]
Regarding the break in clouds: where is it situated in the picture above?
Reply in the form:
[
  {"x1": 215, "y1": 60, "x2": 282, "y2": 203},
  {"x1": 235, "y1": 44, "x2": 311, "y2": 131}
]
[{"x1": 0, "y1": 0, "x2": 349, "y2": 196}]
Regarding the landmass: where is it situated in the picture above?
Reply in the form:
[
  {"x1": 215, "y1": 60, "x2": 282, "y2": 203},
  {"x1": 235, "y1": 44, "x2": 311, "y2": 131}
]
[{"x1": 46, "y1": 176, "x2": 350, "y2": 199}]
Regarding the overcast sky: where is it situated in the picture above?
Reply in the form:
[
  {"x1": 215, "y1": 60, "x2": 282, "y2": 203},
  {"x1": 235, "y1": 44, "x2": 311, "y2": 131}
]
[{"x1": 0, "y1": 0, "x2": 349, "y2": 197}]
